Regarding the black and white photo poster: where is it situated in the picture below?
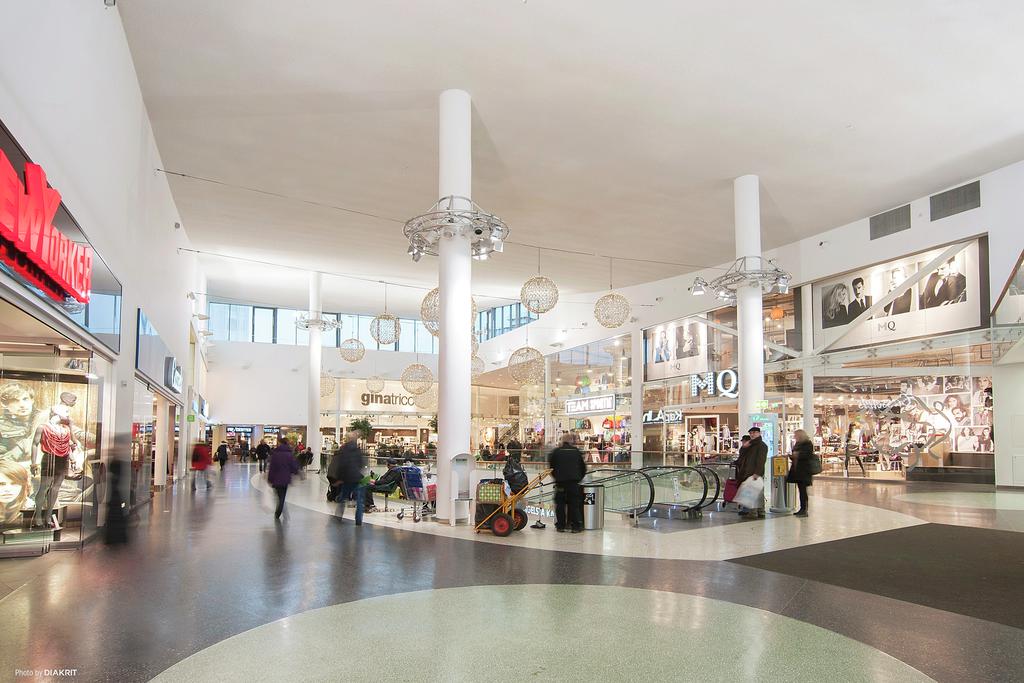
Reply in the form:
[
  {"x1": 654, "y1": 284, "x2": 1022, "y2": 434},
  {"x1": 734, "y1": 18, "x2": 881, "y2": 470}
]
[
  {"x1": 812, "y1": 240, "x2": 985, "y2": 351},
  {"x1": 644, "y1": 319, "x2": 709, "y2": 381}
]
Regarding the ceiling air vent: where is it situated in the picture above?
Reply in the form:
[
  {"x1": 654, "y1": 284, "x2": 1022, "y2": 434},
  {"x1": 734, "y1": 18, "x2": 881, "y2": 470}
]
[
  {"x1": 869, "y1": 204, "x2": 911, "y2": 240},
  {"x1": 930, "y1": 181, "x2": 980, "y2": 221}
]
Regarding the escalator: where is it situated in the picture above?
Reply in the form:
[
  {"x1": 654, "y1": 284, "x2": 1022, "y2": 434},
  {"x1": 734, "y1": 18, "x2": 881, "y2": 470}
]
[{"x1": 522, "y1": 468, "x2": 656, "y2": 517}]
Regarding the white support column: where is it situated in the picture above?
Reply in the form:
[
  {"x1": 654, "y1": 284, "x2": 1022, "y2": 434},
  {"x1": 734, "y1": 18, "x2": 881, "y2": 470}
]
[
  {"x1": 307, "y1": 272, "x2": 323, "y2": 461},
  {"x1": 630, "y1": 330, "x2": 644, "y2": 468},
  {"x1": 436, "y1": 89, "x2": 473, "y2": 524},
  {"x1": 734, "y1": 175, "x2": 765, "y2": 433},
  {"x1": 153, "y1": 395, "x2": 169, "y2": 489},
  {"x1": 801, "y1": 284, "x2": 816, "y2": 437}
]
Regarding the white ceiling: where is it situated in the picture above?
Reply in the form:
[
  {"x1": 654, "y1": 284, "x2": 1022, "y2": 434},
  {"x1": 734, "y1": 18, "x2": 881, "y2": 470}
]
[{"x1": 121, "y1": 1, "x2": 1024, "y2": 317}]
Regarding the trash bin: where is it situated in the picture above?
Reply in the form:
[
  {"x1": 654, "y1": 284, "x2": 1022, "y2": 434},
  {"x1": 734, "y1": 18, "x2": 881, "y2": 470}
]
[{"x1": 582, "y1": 483, "x2": 605, "y2": 530}]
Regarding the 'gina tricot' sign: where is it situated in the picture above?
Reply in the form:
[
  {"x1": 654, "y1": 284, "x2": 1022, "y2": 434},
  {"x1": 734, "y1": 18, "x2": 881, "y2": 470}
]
[
  {"x1": 0, "y1": 150, "x2": 92, "y2": 303},
  {"x1": 361, "y1": 392, "x2": 416, "y2": 407}
]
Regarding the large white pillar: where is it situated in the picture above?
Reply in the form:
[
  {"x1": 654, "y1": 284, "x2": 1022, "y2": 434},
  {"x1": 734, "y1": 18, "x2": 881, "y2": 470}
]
[
  {"x1": 307, "y1": 272, "x2": 323, "y2": 461},
  {"x1": 734, "y1": 175, "x2": 765, "y2": 433},
  {"x1": 801, "y1": 284, "x2": 816, "y2": 437},
  {"x1": 630, "y1": 330, "x2": 645, "y2": 468},
  {"x1": 436, "y1": 89, "x2": 473, "y2": 523},
  {"x1": 153, "y1": 394, "x2": 169, "y2": 489}
]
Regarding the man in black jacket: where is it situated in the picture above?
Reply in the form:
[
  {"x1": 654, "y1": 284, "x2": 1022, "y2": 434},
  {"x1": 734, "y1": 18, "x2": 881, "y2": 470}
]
[
  {"x1": 548, "y1": 435, "x2": 587, "y2": 533},
  {"x1": 255, "y1": 439, "x2": 271, "y2": 473},
  {"x1": 734, "y1": 426, "x2": 769, "y2": 517},
  {"x1": 328, "y1": 435, "x2": 366, "y2": 525}
]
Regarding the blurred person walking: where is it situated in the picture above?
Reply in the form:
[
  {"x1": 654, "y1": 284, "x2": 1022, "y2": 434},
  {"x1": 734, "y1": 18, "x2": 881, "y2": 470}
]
[
  {"x1": 215, "y1": 441, "x2": 229, "y2": 470},
  {"x1": 267, "y1": 438, "x2": 299, "y2": 520},
  {"x1": 327, "y1": 434, "x2": 366, "y2": 525},
  {"x1": 256, "y1": 439, "x2": 271, "y2": 473},
  {"x1": 548, "y1": 434, "x2": 587, "y2": 533},
  {"x1": 191, "y1": 441, "x2": 213, "y2": 491}
]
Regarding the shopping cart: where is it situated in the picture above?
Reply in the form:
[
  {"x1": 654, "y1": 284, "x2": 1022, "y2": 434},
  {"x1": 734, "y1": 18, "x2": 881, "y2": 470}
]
[
  {"x1": 474, "y1": 468, "x2": 551, "y2": 537},
  {"x1": 395, "y1": 466, "x2": 435, "y2": 523}
]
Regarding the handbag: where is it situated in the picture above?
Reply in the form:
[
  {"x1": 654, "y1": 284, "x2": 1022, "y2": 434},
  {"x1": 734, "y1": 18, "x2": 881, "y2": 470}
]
[
  {"x1": 734, "y1": 476, "x2": 764, "y2": 509},
  {"x1": 809, "y1": 455, "x2": 823, "y2": 475},
  {"x1": 723, "y1": 478, "x2": 739, "y2": 502}
]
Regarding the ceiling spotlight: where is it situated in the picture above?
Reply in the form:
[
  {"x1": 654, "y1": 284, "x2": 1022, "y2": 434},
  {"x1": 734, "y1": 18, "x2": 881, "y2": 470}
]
[
  {"x1": 411, "y1": 250, "x2": 422, "y2": 263},
  {"x1": 194, "y1": 313, "x2": 210, "y2": 321},
  {"x1": 104, "y1": 0, "x2": 116, "y2": 6},
  {"x1": 691, "y1": 278, "x2": 707, "y2": 296}
]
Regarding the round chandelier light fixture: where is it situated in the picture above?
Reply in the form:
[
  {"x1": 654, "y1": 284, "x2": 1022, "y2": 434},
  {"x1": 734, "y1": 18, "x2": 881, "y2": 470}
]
[
  {"x1": 414, "y1": 387, "x2": 437, "y2": 410},
  {"x1": 421, "y1": 287, "x2": 477, "y2": 338},
  {"x1": 320, "y1": 375, "x2": 336, "y2": 398},
  {"x1": 594, "y1": 257, "x2": 631, "y2": 329},
  {"x1": 471, "y1": 334, "x2": 480, "y2": 356},
  {"x1": 339, "y1": 338, "x2": 365, "y2": 363},
  {"x1": 371, "y1": 283, "x2": 400, "y2": 345},
  {"x1": 401, "y1": 363, "x2": 434, "y2": 395},
  {"x1": 595, "y1": 292, "x2": 631, "y2": 329},
  {"x1": 520, "y1": 248, "x2": 559, "y2": 314},
  {"x1": 471, "y1": 355, "x2": 485, "y2": 378},
  {"x1": 690, "y1": 256, "x2": 792, "y2": 303},
  {"x1": 404, "y1": 195, "x2": 509, "y2": 262},
  {"x1": 296, "y1": 313, "x2": 341, "y2": 332},
  {"x1": 366, "y1": 376, "x2": 385, "y2": 393},
  {"x1": 508, "y1": 346, "x2": 545, "y2": 386},
  {"x1": 521, "y1": 275, "x2": 559, "y2": 314}
]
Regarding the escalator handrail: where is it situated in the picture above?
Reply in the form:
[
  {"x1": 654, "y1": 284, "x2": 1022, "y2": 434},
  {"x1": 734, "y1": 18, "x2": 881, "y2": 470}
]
[
  {"x1": 639, "y1": 466, "x2": 709, "y2": 512},
  {"x1": 523, "y1": 468, "x2": 656, "y2": 516},
  {"x1": 692, "y1": 465, "x2": 721, "y2": 509}
]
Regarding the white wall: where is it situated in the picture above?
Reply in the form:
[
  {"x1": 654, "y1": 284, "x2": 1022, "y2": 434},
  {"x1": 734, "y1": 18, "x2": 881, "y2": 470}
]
[
  {"x1": 206, "y1": 341, "x2": 440, "y2": 425},
  {"x1": 0, "y1": 5, "x2": 196, "y2": 441},
  {"x1": 481, "y1": 161, "x2": 1024, "y2": 367}
]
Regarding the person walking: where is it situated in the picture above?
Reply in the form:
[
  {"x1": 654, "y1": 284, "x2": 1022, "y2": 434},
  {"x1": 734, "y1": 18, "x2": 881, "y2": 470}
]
[
  {"x1": 548, "y1": 434, "x2": 587, "y2": 533},
  {"x1": 788, "y1": 429, "x2": 815, "y2": 517},
  {"x1": 256, "y1": 439, "x2": 271, "y2": 473},
  {"x1": 327, "y1": 434, "x2": 366, "y2": 525},
  {"x1": 734, "y1": 426, "x2": 768, "y2": 517},
  {"x1": 267, "y1": 438, "x2": 299, "y2": 520},
  {"x1": 215, "y1": 441, "x2": 229, "y2": 470},
  {"x1": 191, "y1": 441, "x2": 213, "y2": 491}
]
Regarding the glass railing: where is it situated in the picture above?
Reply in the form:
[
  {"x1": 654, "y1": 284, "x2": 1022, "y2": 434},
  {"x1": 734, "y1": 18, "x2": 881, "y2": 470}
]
[{"x1": 640, "y1": 466, "x2": 710, "y2": 512}]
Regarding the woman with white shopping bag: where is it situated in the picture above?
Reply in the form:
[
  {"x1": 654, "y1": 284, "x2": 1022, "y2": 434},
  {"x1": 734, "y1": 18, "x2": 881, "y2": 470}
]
[{"x1": 733, "y1": 426, "x2": 768, "y2": 517}]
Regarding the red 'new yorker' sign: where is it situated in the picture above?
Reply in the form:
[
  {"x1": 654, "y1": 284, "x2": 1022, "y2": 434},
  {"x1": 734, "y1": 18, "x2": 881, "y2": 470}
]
[{"x1": 0, "y1": 150, "x2": 92, "y2": 303}]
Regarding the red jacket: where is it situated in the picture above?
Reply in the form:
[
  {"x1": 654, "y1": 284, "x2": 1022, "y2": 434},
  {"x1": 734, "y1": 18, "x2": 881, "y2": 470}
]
[{"x1": 191, "y1": 444, "x2": 213, "y2": 471}]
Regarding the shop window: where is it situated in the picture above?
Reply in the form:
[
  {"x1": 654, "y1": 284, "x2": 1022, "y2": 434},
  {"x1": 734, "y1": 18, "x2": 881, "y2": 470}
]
[{"x1": 253, "y1": 307, "x2": 275, "y2": 343}]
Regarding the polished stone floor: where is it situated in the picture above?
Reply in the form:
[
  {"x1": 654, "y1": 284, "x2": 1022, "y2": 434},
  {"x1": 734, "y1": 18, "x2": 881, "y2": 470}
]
[{"x1": 1, "y1": 464, "x2": 1022, "y2": 682}]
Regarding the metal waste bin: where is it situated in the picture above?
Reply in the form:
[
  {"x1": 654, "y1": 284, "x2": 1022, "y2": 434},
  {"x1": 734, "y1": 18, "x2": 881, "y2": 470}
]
[
  {"x1": 582, "y1": 483, "x2": 605, "y2": 530},
  {"x1": 769, "y1": 456, "x2": 796, "y2": 513}
]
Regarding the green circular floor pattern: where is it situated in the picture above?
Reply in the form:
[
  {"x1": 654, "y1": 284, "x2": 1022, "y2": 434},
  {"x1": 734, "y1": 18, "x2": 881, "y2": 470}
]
[
  {"x1": 153, "y1": 585, "x2": 931, "y2": 682},
  {"x1": 896, "y1": 491, "x2": 1024, "y2": 510}
]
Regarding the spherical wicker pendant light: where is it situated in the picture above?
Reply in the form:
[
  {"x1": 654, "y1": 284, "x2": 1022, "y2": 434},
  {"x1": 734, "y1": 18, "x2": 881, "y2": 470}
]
[
  {"x1": 401, "y1": 363, "x2": 434, "y2": 395},
  {"x1": 471, "y1": 334, "x2": 480, "y2": 356},
  {"x1": 372, "y1": 284, "x2": 401, "y2": 345},
  {"x1": 471, "y1": 355, "x2": 485, "y2": 378},
  {"x1": 421, "y1": 287, "x2": 440, "y2": 325},
  {"x1": 414, "y1": 387, "x2": 437, "y2": 410},
  {"x1": 594, "y1": 257, "x2": 631, "y2": 328},
  {"x1": 366, "y1": 376, "x2": 385, "y2": 393},
  {"x1": 508, "y1": 346, "x2": 545, "y2": 386},
  {"x1": 320, "y1": 375, "x2": 336, "y2": 398},
  {"x1": 594, "y1": 292, "x2": 631, "y2": 328},
  {"x1": 339, "y1": 338, "x2": 365, "y2": 363},
  {"x1": 521, "y1": 275, "x2": 559, "y2": 314}
]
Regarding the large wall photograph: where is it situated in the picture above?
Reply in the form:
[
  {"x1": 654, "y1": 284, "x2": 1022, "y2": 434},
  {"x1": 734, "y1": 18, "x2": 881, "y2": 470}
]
[
  {"x1": 812, "y1": 239, "x2": 986, "y2": 352},
  {"x1": 643, "y1": 319, "x2": 709, "y2": 381}
]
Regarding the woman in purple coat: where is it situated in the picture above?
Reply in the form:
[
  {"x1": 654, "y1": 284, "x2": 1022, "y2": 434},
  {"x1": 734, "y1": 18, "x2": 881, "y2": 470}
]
[{"x1": 267, "y1": 438, "x2": 299, "y2": 520}]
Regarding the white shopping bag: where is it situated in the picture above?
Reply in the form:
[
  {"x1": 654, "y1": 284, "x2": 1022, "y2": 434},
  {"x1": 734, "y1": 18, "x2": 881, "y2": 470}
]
[{"x1": 734, "y1": 475, "x2": 764, "y2": 509}]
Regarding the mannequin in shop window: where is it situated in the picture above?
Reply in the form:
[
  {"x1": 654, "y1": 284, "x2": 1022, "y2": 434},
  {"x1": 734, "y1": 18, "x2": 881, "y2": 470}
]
[
  {"x1": 844, "y1": 423, "x2": 866, "y2": 477},
  {"x1": 30, "y1": 404, "x2": 81, "y2": 529}
]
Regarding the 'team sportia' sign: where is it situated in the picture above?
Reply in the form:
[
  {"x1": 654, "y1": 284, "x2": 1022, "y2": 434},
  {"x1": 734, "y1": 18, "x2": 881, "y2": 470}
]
[{"x1": 0, "y1": 150, "x2": 92, "y2": 303}]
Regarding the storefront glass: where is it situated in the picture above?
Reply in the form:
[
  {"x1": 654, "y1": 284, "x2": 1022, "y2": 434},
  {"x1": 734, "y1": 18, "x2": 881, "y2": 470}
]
[
  {"x1": 130, "y1": 381, "x2": 154, "y2": 508},
  {"x1": 546, "y1": 334, "x2": 632, "y2": 465},
  {"x1": 0, "y1": 298, "x2": 106, "y2": 547}
]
